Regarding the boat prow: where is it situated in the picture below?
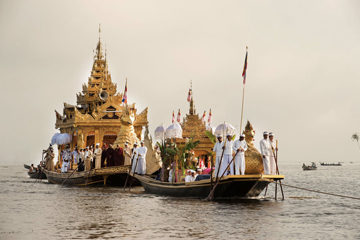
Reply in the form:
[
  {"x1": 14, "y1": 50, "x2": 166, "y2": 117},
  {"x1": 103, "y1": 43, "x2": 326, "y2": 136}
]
[
  {"x1": 43, "y1": 165, "x2": 134, "y2": 186},
  {"x1": 134, "y1": 174, "x2": 284, "y2": 200}
]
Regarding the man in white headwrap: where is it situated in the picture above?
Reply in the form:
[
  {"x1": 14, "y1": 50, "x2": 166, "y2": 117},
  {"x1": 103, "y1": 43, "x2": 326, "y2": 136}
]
[
  {"x1": 212, "y1": 136, "x2": 224, "y2": 177},
  {"x1": 84, "y1": 147, "x2": 91, "y2": 171},
  {"x1": 268, "y1": 132, "x2": 277, "y2": 175},
  {"x1": 260, "y1": 132, "x2": 271, "y2": 174},
  {"x1": 135, "y1": 141, "x2": 147, "y2": 175},
  {"x1": 94, "y1": 143, "x2": 102, "y2": 169},
  {"x1": 61, "y1": 145, "x2": 71, "y2": 173},
  {"x1": 233, "y1": 134, "x2": 248, "y2": 175},
  {"x1": 220, "y1": 134, "x2": 234, "y2": 176},
  {"x1": 131, "y1": 142, "x2": 139, "y2": 173}
]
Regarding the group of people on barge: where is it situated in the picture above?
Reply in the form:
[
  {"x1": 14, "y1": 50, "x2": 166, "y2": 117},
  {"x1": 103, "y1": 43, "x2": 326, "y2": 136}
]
[
  {"x1": 213, "y1": 131, "x2": 278, "y2": 177},
  {"x1": 57, "y1": 143, "x2": 130, "y2": 173}
]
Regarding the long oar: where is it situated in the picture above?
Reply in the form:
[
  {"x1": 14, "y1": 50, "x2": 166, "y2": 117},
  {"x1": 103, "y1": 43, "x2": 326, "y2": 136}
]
[
  {"x1": 206, "y1": 150, "x2": 240, "y2": 201},
  {"x1": 127, "y1": 155, "x2": 141, "y2": 191},
  {"x1": 214, "y1": 140, "x2": 227, "y2": 185},
  {"x1": 123, "y1": 152, "x2": 137, "y2": 191},
  {"x1": 61, "y1": 164, "x2": 79, "y2": 186},
  {"x1": 272, "y1": 145, "x2": 284, "y2": 200}
]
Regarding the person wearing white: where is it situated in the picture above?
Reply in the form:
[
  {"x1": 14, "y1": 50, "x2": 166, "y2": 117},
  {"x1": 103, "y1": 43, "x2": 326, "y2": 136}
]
[
  {"x1": 94, "y1": 143, "x2": 102, "y2": 169},
  {"x1": 84, "y1": 147, "x2": 91, "y2": 171},
  {"x1": 131, "y1": 143, "x2": 139, "y2": 173},
  {"x1": 135, "y1": 141, "x2": 147, "y2": 174},
  {"x1": 184, "y1": 170, "x2": 192, "y2": 182},
  {"x1": 72, "y1": 147, "x2": 79, "y2": 165},
  {"x1": 220, "y1": 135, "x2": 234, "y2": 176},
  {"x1": 268, "y1": 133, "x2": 277, "y2": 175},
  {"x1": 260, "y1": 132, "x2": 271, "y2": 174},
  {"x1": 233, "y1": 134, "x2": 248, "y2": 175},
  {"x1": 212, "y1": 136, "x2": 224, "y2": 177},
  {"x1": 61, "y1": 145, "x2": 71, "y2": 173}
]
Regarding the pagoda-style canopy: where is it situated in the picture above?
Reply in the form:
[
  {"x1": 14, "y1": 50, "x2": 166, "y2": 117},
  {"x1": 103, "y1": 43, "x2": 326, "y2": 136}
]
[
  {"x1": 54, "y1": 30, "x2": 148, "y2": 149},
  {"x1": 174, "y1": 89, "x2": 214, "y2": 158}
]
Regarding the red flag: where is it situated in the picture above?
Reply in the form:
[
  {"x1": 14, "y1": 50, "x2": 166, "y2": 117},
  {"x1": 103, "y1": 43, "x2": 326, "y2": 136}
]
[
  {"x1": 187, "y1": 89, "x2": 192, "y2": 102},
  {"x1": 207, "y1": 109, "x2": 212, "y2": 124},
  {"x1": 242, "y1": 47, "x2": 248, "y2": 84},
  {"x1": 177, "y1": 109, "x2": 181, "y2": 122},
  {"x1": 201, "y1": 111, "x2": 206, "y2": 122},
  {"x1": 122, "y1": 78, "x2": 128, "y2": 104},
  {"x1": 172, "y1": 111, "x2": 175, "y2": 123}
]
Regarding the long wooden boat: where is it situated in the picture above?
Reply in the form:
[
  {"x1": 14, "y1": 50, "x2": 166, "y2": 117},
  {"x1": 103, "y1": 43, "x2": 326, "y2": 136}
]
[
  {"x1": 320, "y1": 162, "x2": 342, "y2": 166},
  {"x1": 24, "y1": 164, "x2": 31, "y2": 169},
  {"x1": 43, "y1": 165, "x2": 137, "y2": 186},
  {"x1": 302, "y1": 162, "x2": 317, "y2": 171},
  {"x1": 28, "y1": 170, "x2": 47, "y2": 179},
  {"x1": 134, "y1": 174, "x2": 284, "y2": 200}
]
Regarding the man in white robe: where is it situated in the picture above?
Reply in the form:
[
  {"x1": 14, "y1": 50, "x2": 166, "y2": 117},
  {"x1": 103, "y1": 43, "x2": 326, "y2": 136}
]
[
  {"x1": 260, "y1": 132, "x2": 271, "y2": 174},
  {"x1": 233, "y1": 134, "x2": 248, "y2": 175},
  {"x1": 72, "y1": 146, "x2": 79, "y2": 169},
  {"x1": 269, "y1": 132, "x2": 277, "y2": 175},
  {"x1": 131, "y1": 143, "x2": 139, "y2": 173},
  {"x1": 220, "y1": 135, "x2": 234, "y2": 176},
  {"x1": 94, "y1": 143, "x2": 102, "y2": 169},
  {"x1": 212, "y1": 136, "x2": 224, "y2": 177},
  {"x1": 84, "y1": 147, "x2": 91, "y2": 171},
  {"x1": 135, "y1": 141, "x2": 147, "y2": 175},
  {"x1": 61, "y1": 145, "x2": 71, "y2": 173}
]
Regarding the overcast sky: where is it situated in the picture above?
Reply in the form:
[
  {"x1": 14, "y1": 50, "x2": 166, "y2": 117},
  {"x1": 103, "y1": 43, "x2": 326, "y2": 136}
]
[{"x1": 1, "y1": 0, "x2": 360, "y2": 165}]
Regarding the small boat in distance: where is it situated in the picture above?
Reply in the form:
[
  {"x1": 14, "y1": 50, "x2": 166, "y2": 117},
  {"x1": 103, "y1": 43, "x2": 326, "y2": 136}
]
[
  {"x1": 320, "y1": 162, "x2": 342, "y2": 166},
  {"x1": 25, "y1": 163, "x2": 47, "y2": 179},
  {"x1": 302, "y1": 162, "x2": 317, "y2": 171}
]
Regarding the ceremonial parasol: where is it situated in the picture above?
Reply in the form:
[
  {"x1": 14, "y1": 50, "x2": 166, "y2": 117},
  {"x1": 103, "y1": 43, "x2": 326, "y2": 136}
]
[
  {"x1": 165, "y1": 122, "x2": 183, "y2": 139},
  {"x1": 51, "y1": 133, "x2": 72, "y2": 145},
  {"x1": 214, "y1": 122, "x2": 236, "y2": 138}
]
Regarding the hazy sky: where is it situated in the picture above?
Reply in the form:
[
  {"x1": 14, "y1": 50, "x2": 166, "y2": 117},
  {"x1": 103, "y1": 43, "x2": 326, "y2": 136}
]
[{"x1": 1, "y1": 0, "x2": 360, "y2": 165}]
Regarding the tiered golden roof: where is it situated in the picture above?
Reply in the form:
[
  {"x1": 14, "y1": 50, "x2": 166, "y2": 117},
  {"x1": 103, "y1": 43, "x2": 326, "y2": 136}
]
[{"x1": 55, "y1": 30, "x2": 147, "y2": 149}]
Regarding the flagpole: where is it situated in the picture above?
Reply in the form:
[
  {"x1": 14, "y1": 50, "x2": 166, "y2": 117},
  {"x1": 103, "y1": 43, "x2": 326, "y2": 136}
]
[
  {"x1": 239, "y1": 46, "x2": 248, "y2": 134},
  {"x1": 239, "y1": 84, "x2": 245, "y2": 134}
]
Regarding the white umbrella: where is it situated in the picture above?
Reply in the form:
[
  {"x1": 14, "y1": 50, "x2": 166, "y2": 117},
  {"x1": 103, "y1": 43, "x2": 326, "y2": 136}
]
[
  {"x1": 51, "y1": 133, "x2": 61, "y2": 145},
  {"x1": 154, "y1": 125, "x2": 165, "y2": 140},
  {"x1": 51, "y1": 133, "x2": 72, "y2": 145},
  {"x1": 165, "y1": 122, "x2": 183, "y2": 139},
  {"x1": 214, "y1": 122, "x2": 236, "y2": 138}
]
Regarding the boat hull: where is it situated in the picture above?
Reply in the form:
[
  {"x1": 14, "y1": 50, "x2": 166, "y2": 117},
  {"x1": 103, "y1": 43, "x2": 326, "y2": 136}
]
[
  {"x1": 135, "y1": 174, "x2": 284, "y2": 199},
  {"x1": 28, "y1": 171, "x2": 47, "y2": 179},
  {"x1": 43, "y1": 165, "x2": 138, "y2": 186}
]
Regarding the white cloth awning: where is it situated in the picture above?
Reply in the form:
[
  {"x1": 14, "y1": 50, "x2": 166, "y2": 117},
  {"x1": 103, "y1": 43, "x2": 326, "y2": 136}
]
[
  {"x1": 165, "y1": 122, "x2": 183, "y2": 139},
  {"x1": 51, "y1": 133, "x2": 72, "y2": 145},
  {"x1": 214, "y1": 122, "x2": 236, "y2": 138}
]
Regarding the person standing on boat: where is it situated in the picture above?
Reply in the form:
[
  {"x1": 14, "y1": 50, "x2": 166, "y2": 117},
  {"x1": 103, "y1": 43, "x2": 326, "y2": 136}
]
[
  {"x1": 72, "y1": 146, "x2": 79, "y2": 170},
  {"x1": 260, "y1": 132, "x2": 271, "y2": 174},
  {"x1": 221, "y1": 135, "x2": 234, "y2": 176},
  {"x1": 61, "y1": 145, "x2": 71, "y2": 173},
  {"x1": 84, "y1": 147, "x2": 91, "y2": 171},
  {"x1": 233, "y1": 134, "x2": 248, "y2": 175},
  {"x1": 135, "y1": 141, "x2": 147, "y2": 175},
  {"x1": 212, "y1": 136, "x2": 224, "y2": 177},
  {"x1": 94, "y1": 143, "x2": 102, "y2": 169},
  {"x1": 131, "y1": 142, "x2": 139, "y2": 173},
  {"x1": 268, "y1": 133, "x2": 277, "y2": 175}
]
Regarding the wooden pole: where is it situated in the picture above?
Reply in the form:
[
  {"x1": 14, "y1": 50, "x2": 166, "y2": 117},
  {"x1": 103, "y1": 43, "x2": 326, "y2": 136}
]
[
  {"x1": 206, "y1": 150, "x2": 240, "y2": 201},
  {"x1": 272, "y1": 140, "x2": 284, "y2": 200},
  {"x1": 127, "y1": 155, "x2": 140, "y2": 191},
  {"x1": 239, "y1": 85, "x2": 245, "y2": 134},
  {"x1": 123, "y1": 151, "x2": 137, "y2": 191}
]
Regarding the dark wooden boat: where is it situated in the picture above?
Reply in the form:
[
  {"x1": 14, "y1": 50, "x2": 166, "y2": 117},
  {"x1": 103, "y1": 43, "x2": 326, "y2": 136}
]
[
  {"x1": 27, "y1": 170, "x2": 47, "y2": 179},
  {"x1": 320, "y1": 162, "x2": 342, "y2": 166},
  {"x1": 134, "y1": 174, "x2": 284, "y2": 200},
  {"x1": 43, "y1": 165, "x2": 138, "y2": 186},
  {"x1": 302, "y1": 162, "x2": 317, "y2": 171},
  {"x1": 24, "y1": 164, "x2": 31, "y2": 169}
]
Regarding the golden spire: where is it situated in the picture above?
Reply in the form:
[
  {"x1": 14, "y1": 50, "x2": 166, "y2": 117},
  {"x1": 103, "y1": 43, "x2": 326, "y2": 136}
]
[
  {"x1": 189, "y1": 80, "x2": 195, "y2": 115},
  {"x1": 95, "y1": 24, "x2": 103, "y2": 60}
]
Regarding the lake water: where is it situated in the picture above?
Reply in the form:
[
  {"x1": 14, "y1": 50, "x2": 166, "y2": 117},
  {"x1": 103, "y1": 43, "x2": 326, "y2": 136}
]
[{"x1": 0, "y1": 162, "x2": 359, "y2": 240}]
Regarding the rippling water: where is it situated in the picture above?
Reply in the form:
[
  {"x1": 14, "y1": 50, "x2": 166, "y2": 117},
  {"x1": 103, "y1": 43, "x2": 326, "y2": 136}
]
[{"x1": 0, "y1": 163, "x2": 359, "y2": 240}]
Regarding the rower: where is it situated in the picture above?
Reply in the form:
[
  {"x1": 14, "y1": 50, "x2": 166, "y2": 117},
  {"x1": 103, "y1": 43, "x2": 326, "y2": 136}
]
[
  {"x1": 260, "y1": 132, "x2": 271, "y2": 174},
  {"x1": 135, "y1": 141, "x2": 147, "y2": 175},
  {"x1": 220, "y1": 134, "x2": 234, "y2": 176},
  {"x1": 130, "y1": 142, "x2": 139, "y2": 173},
  {"x1": 269, "y1": 132, "x2": 277, "y2": 175},
  {"x1": 212, "y1": 136, "x2": 223, "y2": 177},
  {"x1": 233, "y1": 134, "x2": 248, "y2": 175}
]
